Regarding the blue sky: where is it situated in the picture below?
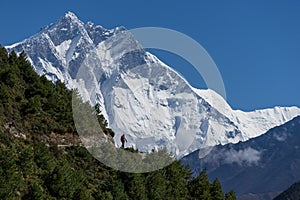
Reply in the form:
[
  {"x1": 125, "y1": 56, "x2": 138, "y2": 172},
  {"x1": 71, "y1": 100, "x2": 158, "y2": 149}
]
[{"x1": 1, "y1": 0, "x2": 300, "y2": 111}]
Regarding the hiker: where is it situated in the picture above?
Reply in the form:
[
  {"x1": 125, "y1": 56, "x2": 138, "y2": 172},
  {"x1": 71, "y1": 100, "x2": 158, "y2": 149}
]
[{"x1": 120, "y1": 134, "x2": 127, "y2": 148}]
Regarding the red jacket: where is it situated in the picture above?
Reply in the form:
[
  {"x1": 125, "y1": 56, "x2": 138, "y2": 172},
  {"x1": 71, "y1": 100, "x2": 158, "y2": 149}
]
[{"x1": 121, "y1": 135, "x2": 126, "y2": 143}]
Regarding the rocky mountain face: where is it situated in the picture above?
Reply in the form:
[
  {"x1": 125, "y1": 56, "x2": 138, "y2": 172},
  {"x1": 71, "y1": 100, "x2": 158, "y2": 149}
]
[
  {"x1": 181, "y1": 116, "x2": 300, "y2": 199},
  {"x1": 6, "y1": 12, "x2": 300, "y2": 158}
]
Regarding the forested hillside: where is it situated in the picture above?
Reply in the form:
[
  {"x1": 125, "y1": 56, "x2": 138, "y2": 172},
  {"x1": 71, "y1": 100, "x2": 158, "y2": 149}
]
[{"x1": 0, "y1": 46, "x2": 236, "y2": 199}]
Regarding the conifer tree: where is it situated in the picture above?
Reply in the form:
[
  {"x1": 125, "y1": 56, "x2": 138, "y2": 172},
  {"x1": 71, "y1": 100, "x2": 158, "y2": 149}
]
[
  {"x1": 127, "y1": 173, "x2": 148, "y2": 200},
  {"x1": 225, "y1": 190, "x2": 236, "y2": 200},
  {"x1": 146, "y1": 170, "x2": 168, "y2": 200},
  {"x1": 188, "y1": 170, "x2": 212, "y2": 200},
  {"x1": 165, "y1": 160, "x2": 190, "y2": 199},
  {"x1": 211, "y1": 178, "x2": 224, "y2": 200}
]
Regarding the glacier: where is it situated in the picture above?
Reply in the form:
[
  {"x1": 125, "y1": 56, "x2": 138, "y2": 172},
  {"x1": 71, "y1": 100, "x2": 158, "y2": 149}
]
[{"x1": 6, "y1": 12, "x2": 300, "y2": 158}]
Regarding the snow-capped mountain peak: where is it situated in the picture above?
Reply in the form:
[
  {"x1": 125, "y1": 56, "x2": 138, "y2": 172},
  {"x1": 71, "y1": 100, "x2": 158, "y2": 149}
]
[
  {"x1": 64, "y1": 11, "x2": 79, "y2": 21},
  {"x1": 6, "y1": 12, "x2": 300, "y2": 158}
]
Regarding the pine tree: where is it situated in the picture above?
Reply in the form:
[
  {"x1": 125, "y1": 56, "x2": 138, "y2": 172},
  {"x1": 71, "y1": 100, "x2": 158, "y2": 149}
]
[
  {"x1": 165, "y1": 160, "x2": 191, "y2": 199},
  {"x1": 45, "y1": 163, "x2": 78, "y2": 198},
  {"x1": 188, "y1": 170, "x2": 212, "y2": 200},
  {"x1": 0, "y1": 133, "x2": 25, "y2": 199},
  {"x1": 211, "y1": 178, "x2": 224, "y2": 200},
  {"x1": 225, "y1": 190, "x2": 236, "y2": 200},
  {"x1": 106, "y1": 177, "x2": 129, "y2": 200},
  {"x1": 23, "y1": 182, "x2": 48, "y2": 200},
  {"x1": 146, "y1": 170, "x2": 168, "y2": 200},
  {"x1": 127, "y1": 173, "x2": 148, "y2": 200}
]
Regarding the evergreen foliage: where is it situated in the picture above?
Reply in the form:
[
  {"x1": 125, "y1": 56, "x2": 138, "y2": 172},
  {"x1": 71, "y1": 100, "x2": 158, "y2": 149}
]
[
  {"x1": 188, "y1": 170, "x2": 212, "y2": 199},
  {"x1": 0, "y1": 47, "x2": 236, "y2": 199},
  {"x1": 0, "y1": 47, "x2": 74, "y2": 135},
  {"x1": 225, "y1": 190, "x2": 236, "y2": 200},
  {"x1": 211, "y1": 178, "x2": 224, "y2": 200}
]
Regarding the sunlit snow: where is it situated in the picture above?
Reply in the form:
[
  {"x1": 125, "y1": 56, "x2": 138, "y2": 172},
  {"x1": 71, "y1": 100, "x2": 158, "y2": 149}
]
[{"x1": 6, "y1": 12, "x2": 300, "y2": 158}]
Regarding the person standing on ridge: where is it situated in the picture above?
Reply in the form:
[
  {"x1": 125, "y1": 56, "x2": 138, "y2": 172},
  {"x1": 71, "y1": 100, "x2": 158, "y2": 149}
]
[{"x1": 120, "y1": 134, "x2": 127, "y2": 148}]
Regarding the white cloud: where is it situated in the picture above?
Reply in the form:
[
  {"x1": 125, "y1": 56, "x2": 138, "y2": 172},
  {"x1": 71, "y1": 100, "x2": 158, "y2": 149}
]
[
  {"x1": 273, "y1": 132, "x2": 288, "y2": 141},
  {"x1": 224, "y1": 147, "x2": 261, "y2": 166},
  {"x1": 200, "y1": 147, "x2": 261, "y2": 166}
]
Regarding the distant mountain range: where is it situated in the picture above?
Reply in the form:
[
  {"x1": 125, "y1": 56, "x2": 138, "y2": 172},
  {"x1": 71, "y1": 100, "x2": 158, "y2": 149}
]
[
  {"x1": 6, "y1": 12, "x2": 300, "y2": 158},
  {"x1": 274, "y1": 180, "x2": 300, "y2": 200},
  {"x1": 182, "y1": 116, "x2": 300, "y2": 200}
]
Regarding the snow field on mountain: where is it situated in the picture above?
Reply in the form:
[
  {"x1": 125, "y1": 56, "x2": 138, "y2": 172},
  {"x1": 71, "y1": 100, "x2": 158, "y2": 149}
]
[{"x1": 6, "y1": 12, "x2": 300, "y2": 158}]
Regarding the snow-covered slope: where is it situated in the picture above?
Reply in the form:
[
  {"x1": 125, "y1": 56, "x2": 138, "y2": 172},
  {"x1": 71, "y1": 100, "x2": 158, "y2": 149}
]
[
  {"x1": 6, "y1": 12, "x2": 300, "y2": 158},
  {"x1": 194, "y1": 89, "x2": 300, "y2": 144}
]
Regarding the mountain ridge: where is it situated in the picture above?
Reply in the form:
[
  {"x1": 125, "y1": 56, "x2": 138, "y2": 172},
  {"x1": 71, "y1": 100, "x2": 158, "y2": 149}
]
[
  {"x1": 6, "y1": 12, "x2": 300, "y2": 158},
  {"x1": 181, "y1": 115, "x2": 300, "y2": 199},
  {"x1": 274, "y1": 180, "x2": 300, "y2": 200}
]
